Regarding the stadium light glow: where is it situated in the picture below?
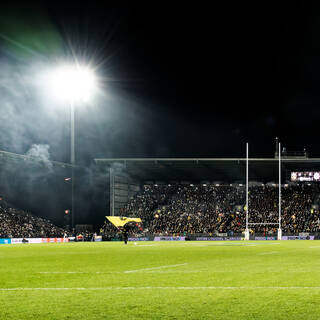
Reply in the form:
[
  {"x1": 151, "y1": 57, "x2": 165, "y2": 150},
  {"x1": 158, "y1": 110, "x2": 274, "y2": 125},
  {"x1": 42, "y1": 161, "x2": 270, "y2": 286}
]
[{"x1": 47, "y1": 64, "x2": 97, "y2": 103}]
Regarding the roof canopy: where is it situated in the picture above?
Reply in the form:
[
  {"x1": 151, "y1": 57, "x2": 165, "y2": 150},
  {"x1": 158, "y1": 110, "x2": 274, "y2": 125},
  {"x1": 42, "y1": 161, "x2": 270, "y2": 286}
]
[{"x1": 95, "y1": 158, "x2": 320, "y2": 182}]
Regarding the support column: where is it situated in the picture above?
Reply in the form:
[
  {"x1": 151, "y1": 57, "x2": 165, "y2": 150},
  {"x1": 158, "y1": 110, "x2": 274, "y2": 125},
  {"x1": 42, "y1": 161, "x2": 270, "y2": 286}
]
[{"x1": 110, "y1": 167, "x2": 115, "y2": 216}]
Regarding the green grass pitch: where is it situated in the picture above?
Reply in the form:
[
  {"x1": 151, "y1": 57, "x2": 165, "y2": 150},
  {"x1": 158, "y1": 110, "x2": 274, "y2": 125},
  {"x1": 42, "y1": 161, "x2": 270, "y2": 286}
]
[{"x1": 1, "y1": 240, "x2": 320, "y2": 319}]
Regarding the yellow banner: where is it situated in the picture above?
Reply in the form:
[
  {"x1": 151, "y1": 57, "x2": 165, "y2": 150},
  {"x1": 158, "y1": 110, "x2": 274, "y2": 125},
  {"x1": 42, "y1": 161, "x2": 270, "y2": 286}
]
[{"x1": 106, "y1": 216, "x2": 142, "y2": 228}]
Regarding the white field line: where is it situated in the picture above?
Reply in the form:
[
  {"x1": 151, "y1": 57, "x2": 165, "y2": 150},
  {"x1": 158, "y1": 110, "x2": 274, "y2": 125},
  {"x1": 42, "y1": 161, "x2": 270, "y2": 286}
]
[
  {"x1": 38, "y1": 269, "x2": 320, "y2": 275},
  {"x1": 2, "y1": 286, "x2": 320, "y2": 291},
  {"x1": 257, "y1": 251, "x2": 279, "y2": 255},
  {"x1": 146, "y1": 270, "x2": 320, "y2": 274},
  {"x1": 124, "y1": 263, "x2": 188, "y2": 273},
  {"x1": 39, "y1": 272, "x2": 86, "y2": 274},
  {"x1": 310, "y1": 246, "x2": 320, "y2": 248},
  {"x1": 39, "y1": 271, "x2": 124, "y2": 274},
  {"x1": 39, "y1": 263, "x2": 188, "y2": 275}
]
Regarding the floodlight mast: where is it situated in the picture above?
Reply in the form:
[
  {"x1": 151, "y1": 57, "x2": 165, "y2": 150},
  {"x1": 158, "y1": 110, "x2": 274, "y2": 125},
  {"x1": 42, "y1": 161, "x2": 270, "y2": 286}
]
[{"x1": 48, "y1": 64, "x2": 96, "y2": 231}]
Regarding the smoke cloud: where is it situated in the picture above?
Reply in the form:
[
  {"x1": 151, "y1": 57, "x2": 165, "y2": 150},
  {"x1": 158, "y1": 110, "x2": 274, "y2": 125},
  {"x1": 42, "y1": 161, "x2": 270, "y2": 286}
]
[{"x1": 26, "y1": 143, "x2": 53, "y2": 171}]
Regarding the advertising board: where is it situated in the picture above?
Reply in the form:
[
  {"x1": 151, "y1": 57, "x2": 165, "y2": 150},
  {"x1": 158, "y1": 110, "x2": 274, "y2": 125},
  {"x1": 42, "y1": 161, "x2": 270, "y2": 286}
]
[
  {"x1": 254, "y1": 236, "x2": 277, "y2": 240},
  {"x1": 282, "y1": 235, "x2": 314, "y2": 240},
  {"x1": 41, "y1": 238, "x2": 69, "y2": 243},
  {"x1": 154, "y1": 236, "x2": 185, "y2": 241},
  {"x1": 10, "y1": 238, "x2": 69, "y2": 244},
  {"x1": 195, "y1": 237, "x2": 242, "y2": 241},
  {"x1": 128, "y1": 237, "x2": 150, "y2": 241},
  {"x1": 0, "y1": 238, "x2": 11, "y2": 244}
]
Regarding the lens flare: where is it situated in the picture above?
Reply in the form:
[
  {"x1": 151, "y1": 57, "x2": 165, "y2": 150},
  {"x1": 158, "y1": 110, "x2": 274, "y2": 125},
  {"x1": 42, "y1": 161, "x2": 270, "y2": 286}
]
[{"x1": 47, "y1": 64, "x2": 97, "y2": 103}]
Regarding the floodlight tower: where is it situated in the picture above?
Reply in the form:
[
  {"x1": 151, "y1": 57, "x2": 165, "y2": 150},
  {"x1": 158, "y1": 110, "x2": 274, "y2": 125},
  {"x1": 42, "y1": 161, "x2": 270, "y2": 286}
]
[{"x1": 48, "y1": 64, "x2": 97, "y2": 230}]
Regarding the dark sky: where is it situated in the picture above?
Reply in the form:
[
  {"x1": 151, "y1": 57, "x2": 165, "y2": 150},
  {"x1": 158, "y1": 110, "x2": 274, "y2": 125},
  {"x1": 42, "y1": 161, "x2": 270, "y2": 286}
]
[{"x1": 1, "y1": 2, "x2": 320, "y2": 161}]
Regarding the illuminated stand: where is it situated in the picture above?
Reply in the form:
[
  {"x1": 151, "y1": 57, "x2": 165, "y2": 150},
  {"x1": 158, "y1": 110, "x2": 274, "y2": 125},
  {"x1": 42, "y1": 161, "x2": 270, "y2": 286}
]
[{"x1": 245, "y1": 142, "x2": 282, "y2": 241}]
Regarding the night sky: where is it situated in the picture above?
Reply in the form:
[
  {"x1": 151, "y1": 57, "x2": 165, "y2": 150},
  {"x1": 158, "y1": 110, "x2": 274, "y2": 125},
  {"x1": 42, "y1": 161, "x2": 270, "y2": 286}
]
[
  {"x1": 0, "y1": 2, "x2": 320, "y2": 226},
  {"x1": 1, "y1": 2, "x2": 319, "y2": 161},
  {"x1": 50, "y1": 1, "x2": 320, "y2": 159}
]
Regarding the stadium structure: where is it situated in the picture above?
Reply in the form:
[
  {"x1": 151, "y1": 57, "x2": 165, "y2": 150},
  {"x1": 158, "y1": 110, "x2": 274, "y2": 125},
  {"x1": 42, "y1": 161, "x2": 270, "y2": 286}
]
[
  {"x1": 1, "y1": 143, "x2": 320, "y2": 241},
  {"x1": 95, "y1": 144, "x2": 320, "y2": 240},
  {"x1": 95, "y1": 156, "x2": 316, "y2": 211}
]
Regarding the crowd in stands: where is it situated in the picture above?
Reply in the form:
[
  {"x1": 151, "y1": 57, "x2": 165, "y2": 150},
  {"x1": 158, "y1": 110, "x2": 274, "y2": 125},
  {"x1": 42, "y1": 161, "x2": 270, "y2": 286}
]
[
  {"x1": 100, "y1": 220, "x2": 120, "y2": 239},
  {"x1": 0, "y1": 200, "x2": 69, "y2": 238},
  {"x1": 1, "y1": 183, "x2": 319, "y2": 239},
  {"x1": 103, "y1": 183, "x2": 320, "y2": 236}
]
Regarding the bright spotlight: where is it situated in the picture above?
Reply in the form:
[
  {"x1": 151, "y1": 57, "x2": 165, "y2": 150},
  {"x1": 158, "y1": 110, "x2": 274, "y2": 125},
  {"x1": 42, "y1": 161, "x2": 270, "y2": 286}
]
[{"x1": 48, "y1": 64, "x2": 97, "y2": 103}]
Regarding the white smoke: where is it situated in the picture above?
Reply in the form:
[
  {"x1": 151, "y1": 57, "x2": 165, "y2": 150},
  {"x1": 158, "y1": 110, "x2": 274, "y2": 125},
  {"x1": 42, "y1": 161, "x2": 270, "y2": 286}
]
[{"x1": 26, "y1": 144, "x2": 53, "y2": 171}]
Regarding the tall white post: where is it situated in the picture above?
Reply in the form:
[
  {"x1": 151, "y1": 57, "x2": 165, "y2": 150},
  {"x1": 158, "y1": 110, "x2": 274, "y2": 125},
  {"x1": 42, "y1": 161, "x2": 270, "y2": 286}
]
[
  {"x1": 70, "y1": 101, "x2": 75, "y2": 230},
  {"x1": 278, "y1": 142, "x2": 282, "y2": 240},
  {"x1": 245, "y1": 143, "x2": 250, "y2": 240}
]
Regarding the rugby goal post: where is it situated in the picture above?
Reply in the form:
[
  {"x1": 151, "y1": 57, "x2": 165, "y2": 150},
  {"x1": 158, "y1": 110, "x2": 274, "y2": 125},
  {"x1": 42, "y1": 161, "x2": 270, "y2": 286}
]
[{"x1": 245, "y1": 142, "x2": 282, "y2": 240}]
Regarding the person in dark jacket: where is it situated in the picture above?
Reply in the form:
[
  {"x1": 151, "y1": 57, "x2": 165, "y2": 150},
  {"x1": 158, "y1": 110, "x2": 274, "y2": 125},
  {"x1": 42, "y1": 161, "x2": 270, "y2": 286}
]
[{"x1": 119, "y1": 225, "x2": 129, "y2": 244}]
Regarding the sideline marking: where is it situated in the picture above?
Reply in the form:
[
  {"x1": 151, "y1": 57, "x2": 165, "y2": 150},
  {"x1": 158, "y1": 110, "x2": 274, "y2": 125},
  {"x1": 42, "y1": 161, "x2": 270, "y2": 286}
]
[
  {"x1": 124, "y1": 263, "x2": 188, "y2": 273},
  {"x1": 38, "y1": 269, "x2": 320, "y2": 275},
  {"x1": 2, "y1": 286, "x2": 320, "y2": 291},
  {"x1": 39, "y1": 272, "x2": 86, "y2": 274},
  {"x1": 39, "y1": 264, "x2": 188, "y2": 275},
  {"x1": 39, "y1": 271, "x2": 121, "y2": 274}
]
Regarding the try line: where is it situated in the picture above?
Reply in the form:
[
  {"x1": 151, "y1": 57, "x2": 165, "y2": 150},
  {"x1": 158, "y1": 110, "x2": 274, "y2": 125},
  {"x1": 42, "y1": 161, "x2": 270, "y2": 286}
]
[{"x1": 2, "y1": 286, "x2": 320, "y2": 291}]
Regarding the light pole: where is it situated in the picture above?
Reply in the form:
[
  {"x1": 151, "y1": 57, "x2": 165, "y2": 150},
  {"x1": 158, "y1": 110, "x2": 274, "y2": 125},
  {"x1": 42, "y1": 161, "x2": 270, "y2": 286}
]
[{"x1": 47, "y1": 63, "x2": 97, "y2": 230}]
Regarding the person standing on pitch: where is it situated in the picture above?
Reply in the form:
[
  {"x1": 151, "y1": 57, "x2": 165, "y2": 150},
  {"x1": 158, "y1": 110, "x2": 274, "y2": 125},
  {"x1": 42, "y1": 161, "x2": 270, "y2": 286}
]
[
  {"x1": 123, "y1": 228, "x2": 128, "y2": 244},
  {"x1": 119, "y1": 226, "x2": 129, "y2": 244}
]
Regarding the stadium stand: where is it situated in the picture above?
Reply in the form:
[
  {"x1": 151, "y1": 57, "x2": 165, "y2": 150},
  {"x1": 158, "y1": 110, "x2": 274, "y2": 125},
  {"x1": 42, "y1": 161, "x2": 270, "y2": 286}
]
[
  {"x1": 105, "y1": 183, "x2": 320, "y2": 236},
  {"x1": 2, "y1": 183, "x2": 319, "y2": 239},
  {"x1": 0, "y1": 200, "x2": 69, "y2": 238}
]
